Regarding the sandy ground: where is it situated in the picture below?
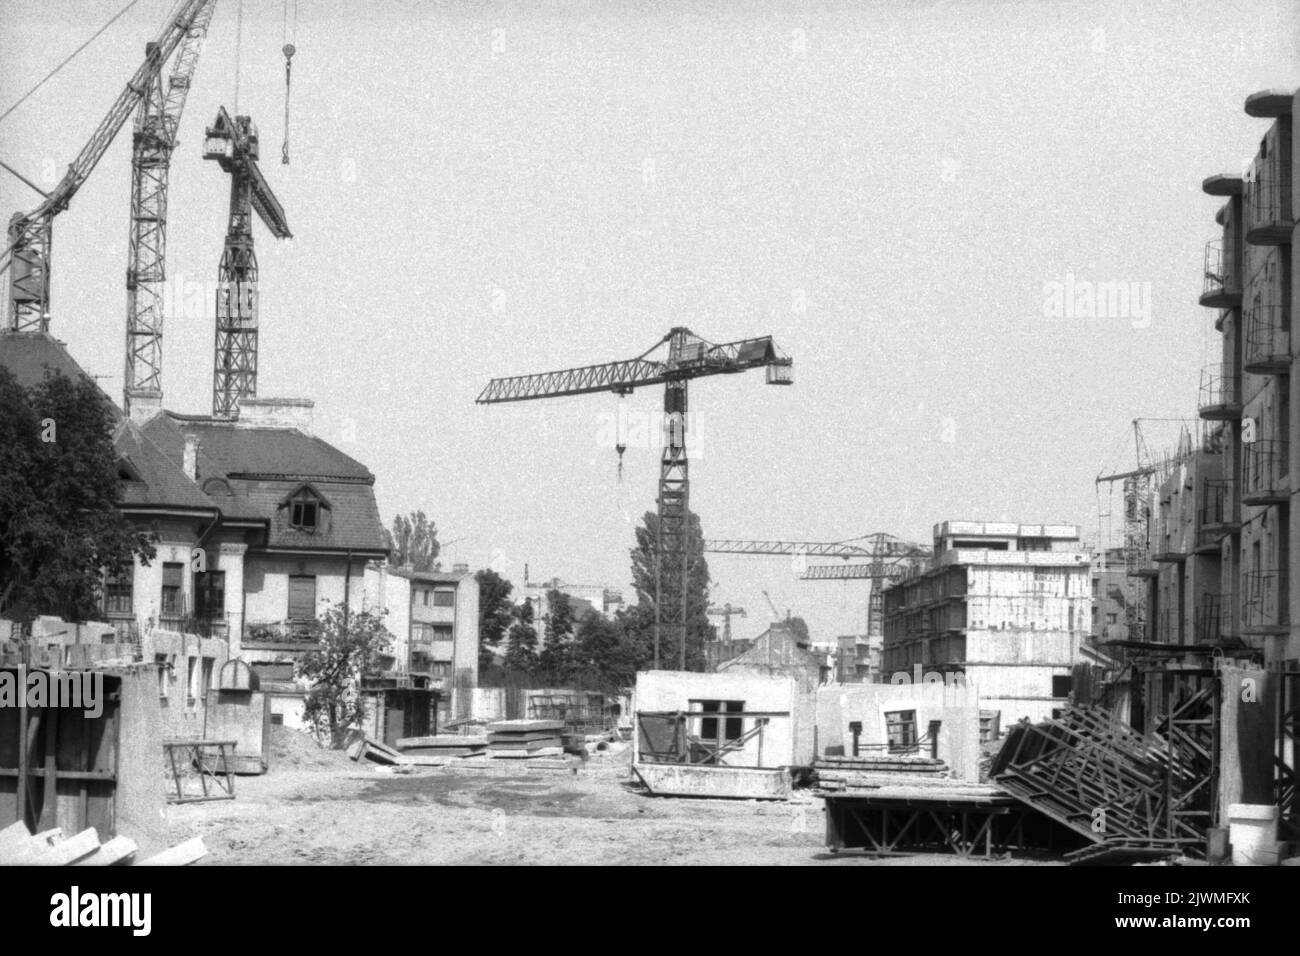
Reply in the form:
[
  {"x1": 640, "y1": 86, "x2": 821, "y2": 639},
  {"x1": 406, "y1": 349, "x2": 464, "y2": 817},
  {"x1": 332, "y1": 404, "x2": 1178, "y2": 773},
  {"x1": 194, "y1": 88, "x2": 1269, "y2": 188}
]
[{"x1": 158, "y1": 728, "x2": 1043, "y2": 866}]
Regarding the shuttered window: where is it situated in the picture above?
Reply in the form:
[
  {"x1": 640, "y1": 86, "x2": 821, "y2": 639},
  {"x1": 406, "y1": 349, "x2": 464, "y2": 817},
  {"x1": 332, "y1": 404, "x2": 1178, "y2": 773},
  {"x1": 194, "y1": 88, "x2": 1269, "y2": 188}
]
[{"x1": 288, "y1": 575, "x2": 317, "y2": 621}]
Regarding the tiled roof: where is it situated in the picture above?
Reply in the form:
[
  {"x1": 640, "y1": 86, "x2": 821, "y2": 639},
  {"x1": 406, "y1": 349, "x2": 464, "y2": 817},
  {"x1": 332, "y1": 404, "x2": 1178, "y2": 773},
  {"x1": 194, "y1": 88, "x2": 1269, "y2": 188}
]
[
  {"x1": 140, "y1": 412, "x2": 386, "y2": 554},
  {"x1": 0, "y1": 331, "x2": 119, "y2": 417},
  {"x1": 113, "y1": 420, "x2": 217, "y2": 512},
  {"x1": 144, "y1": 414, "x2": 373, "y2": 481}
]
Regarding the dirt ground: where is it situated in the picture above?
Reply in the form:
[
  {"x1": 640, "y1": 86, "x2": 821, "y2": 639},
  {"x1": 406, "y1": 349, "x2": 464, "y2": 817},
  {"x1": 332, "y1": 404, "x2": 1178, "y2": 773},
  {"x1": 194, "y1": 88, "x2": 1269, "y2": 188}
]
[{"x1": 159, "y1": 728, "x2": 1044, "y2": 866}]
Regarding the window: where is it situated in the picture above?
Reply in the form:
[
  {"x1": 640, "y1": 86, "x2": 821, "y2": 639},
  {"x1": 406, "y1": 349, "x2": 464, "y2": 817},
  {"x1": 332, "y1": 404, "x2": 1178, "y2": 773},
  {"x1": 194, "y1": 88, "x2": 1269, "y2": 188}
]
[
  {"x1": 288, "y1": 575, "x2": 317, "y2": 621},
  {"x1": 155, "y1": 654, "x2": 170, "y2": 699},
  {"x1": 694, "y1": 700, "x2": 743, "y2": 743},
  {"x1": 885, "y1": 710, "x2": 918, "y2": 751},
  {"x1": 194, "y1": 570, "x2": 225, "y2": 621},
  {"x1": 433, "y1": 589, "x2": 455, "y2": 607},
  {"x1": 186, "y1": 657, "x2": 199, "y2": 708},
  {"x1": 420, "y1": 589, "x2": 430, "y2": 606},
  {"x1": 201, "y1": 657, "x2": 214, "y2": 698},
  {"x1": 104, "y1": 572, "x2": 133, "y2": 616},
  {"x1": 161, "y1": 563, "x2": 184, "y2": 615},
  {"x1": 1051, "y1": 675, "x2": 1073, "y2": 698},
  {"x1": 288, "y1": 488, "x2": 320, "y2": 531}
]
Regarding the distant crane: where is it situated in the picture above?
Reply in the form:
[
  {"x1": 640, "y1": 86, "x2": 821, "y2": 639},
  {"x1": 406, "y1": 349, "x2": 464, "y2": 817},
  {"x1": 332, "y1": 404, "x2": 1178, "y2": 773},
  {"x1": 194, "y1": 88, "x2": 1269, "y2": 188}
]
[
  {"x1": 203, "y1": 107, "x2": 292, "y2": 418},
  {"x1": 124, "y1": 0, "x2": 220, "y2": 416},
  {"x1": 707, "y1": 603, "x2": 747, "y2": 642},
  {"x1": 703, "y1": 533, "x2": 932, "y2": 643},
  {"x1": 478, "y1": 326, "x2": 793, "y2": 669},
  {"x1": 4, "y1": 0, "x2": 218, "y2": 334},
  {"x1": 761, "y1": 590, "x2": 784, "y2": 623}
]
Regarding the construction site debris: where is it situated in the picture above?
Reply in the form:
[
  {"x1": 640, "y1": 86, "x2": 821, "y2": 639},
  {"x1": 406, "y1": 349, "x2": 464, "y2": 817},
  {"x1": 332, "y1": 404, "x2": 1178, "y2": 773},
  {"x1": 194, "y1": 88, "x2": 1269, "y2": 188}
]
[{"x1": 0, "y1": 820, "x2": 203, "y2": 866}]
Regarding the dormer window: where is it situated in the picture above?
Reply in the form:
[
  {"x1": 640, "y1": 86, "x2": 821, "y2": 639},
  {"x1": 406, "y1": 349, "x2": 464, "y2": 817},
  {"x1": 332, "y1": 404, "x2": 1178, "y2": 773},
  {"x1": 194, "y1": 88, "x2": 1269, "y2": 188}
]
[
  {"x1": 281, "y1": 483, "x2": 330, "y2": 534},
  {"x1": 290, "y1": 495, "x2": 318, "y2": 531}
]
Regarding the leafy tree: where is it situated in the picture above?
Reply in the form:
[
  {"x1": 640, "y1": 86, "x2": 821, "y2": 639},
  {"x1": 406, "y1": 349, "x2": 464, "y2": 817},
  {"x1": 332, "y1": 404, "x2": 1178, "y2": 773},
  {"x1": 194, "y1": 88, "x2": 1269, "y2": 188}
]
[
  {"x1": 475, "y1": 567, "x2": 514, "y2": 670},
  {"x1": 297, "y1": 602, "x2": 394, "y2": 747},
  {"x1": 537, "y1": 588, "x2": 578, "y2": 681},
  {"x1": 625, "y1": 509, "x2": 716, "y2": 671},
  {"x1": 0, "y1": 367, "x2": 155, "y2": 624},
  {"x1": 502, "y1": 599, "x2": 539, "y2": 673},
  {"x1": 573, "y1": 612, "x2": 637, "y2": 692},
  {"x1": 384, "y1": 510, "x2": 440, "y2": 571}
]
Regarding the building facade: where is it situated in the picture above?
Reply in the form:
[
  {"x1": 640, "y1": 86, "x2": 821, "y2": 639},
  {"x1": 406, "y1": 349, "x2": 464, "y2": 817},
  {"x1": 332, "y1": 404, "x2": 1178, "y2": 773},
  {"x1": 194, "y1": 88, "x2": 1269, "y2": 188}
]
[
  {"x1": 363, "y1": 563, "x2": 480, "y2": 724},
  {"x1": 882, "y1": 521, "x2": 1091, "y2": 725},
  {"x1": 1192, "y1": 87, "x2": 1299, "y2": 670}
]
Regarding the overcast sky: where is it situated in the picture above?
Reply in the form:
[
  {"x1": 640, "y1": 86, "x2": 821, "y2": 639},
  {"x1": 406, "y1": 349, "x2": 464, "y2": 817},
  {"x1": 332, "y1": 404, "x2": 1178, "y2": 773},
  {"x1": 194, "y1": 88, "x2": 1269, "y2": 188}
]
[{"x1": 2, "y1": 0, "x2": 1296, "y2": 643}]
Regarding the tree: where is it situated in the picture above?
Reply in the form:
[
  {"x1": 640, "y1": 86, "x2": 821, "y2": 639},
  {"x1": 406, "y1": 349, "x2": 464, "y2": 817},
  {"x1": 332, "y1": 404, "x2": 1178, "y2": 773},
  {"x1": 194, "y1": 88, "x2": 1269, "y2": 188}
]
[
  {"x1": 502, "y1": 599, "x2": 539, "y2": 673},
  {"x1": 0, "y1": 367, "x2": 155, "y2": 624},
  {"x1": 297, "y1": 602, "x2": 394, "y2": 747},
  {"x1": 537, "y1": 588, "x2": 578, "y2": 681},
  {"x1": 384, "y1": 511, "x2": 440, "y2": 571},
  {"x1": 475, "y1": 568, "x2": 514, "y2": 671},
  {"x1": 625, "y1": 509, "x2": 716, "y2": 671},
  {"x1": 573, "y1": 612, "x2": 637, "y2": 692}
]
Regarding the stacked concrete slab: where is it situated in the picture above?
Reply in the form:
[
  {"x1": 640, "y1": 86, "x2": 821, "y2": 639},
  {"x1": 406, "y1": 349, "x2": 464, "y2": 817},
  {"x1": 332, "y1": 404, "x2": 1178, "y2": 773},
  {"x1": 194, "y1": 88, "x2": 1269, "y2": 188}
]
[{"x1": 487, "y1": 719, "x2": 564, "y2": 759}]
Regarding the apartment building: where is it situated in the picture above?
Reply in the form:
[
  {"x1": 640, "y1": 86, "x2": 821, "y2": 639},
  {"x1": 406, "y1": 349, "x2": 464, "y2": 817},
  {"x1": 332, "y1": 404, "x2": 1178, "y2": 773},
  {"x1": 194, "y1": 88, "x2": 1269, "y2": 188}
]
[
  {"x1": 1195, "y1": 87, "x2": 1299, "y2": 668},
  {"x1": 363, "y1": 563, "x2": 480, "y2": 724},
  {"x1": 881, "y1": 521, "x2": 1091, "y2": 724}
]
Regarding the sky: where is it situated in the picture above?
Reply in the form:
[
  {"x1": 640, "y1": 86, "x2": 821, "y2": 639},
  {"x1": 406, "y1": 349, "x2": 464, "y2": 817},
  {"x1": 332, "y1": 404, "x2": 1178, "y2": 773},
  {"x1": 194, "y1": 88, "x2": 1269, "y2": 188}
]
[{"x1": 1, "y1": 0, "x2": 1296, "y2": 644}]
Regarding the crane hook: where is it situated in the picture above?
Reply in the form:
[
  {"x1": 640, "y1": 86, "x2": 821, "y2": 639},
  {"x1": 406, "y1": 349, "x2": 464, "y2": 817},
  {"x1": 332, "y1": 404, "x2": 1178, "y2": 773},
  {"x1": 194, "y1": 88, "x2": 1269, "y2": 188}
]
[
  {"x1": 616, "y1": 442, "x2": 627, "y2": 481},
  {"x1": 281, "y1": 43, "x2": 295, "y2": 165}
]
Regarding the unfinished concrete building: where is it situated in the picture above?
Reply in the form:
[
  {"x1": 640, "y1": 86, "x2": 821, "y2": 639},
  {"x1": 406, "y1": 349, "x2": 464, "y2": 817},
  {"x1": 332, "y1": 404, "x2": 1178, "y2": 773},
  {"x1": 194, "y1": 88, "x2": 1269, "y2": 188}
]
[{"x1": 881, "y1": 521, "x2": 1091, "y2": 725}]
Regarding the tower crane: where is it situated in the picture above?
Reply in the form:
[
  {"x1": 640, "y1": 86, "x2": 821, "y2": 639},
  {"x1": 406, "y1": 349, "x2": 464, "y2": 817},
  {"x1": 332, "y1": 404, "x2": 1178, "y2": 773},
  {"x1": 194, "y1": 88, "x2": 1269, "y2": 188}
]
[
  {"x1": 707, "y1": 603, "x2": 746, "y2": 642},
  {"x1": 703, "y1": 533, "x2": 932, "y2": 643},
  {"x1": 478, "y1": 326, "x2": 793, "y2": 670},
  {"x1": 5, "y1": 0, "x2": 217, "y2": 334},
  {"x1": 124, "y1": 0, "x2": 220, "y2": 416},
  {"x1": 203, "y1": 107, "x2": 292, "y2": 418}
]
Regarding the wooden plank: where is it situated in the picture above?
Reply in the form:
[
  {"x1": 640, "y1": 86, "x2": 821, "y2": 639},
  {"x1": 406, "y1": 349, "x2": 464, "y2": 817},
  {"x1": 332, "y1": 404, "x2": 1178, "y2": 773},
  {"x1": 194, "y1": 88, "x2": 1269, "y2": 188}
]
[
  {"x1": 0, "y1": 821, "x2": 32, "y2": 856},
  {"x1": 136, "y1": 836, "x2": 207, "y2": 867},
  {"x1": 24, "y1": 827, "x2": 101, "y2": 866},
  {"x1": 74, "y1": 835, "x2": 137, "y2": 867}
]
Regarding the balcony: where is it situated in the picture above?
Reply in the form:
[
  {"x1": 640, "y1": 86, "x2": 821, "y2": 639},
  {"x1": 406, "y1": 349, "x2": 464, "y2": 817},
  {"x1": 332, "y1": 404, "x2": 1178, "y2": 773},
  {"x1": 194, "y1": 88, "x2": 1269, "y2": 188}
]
[
  {"x1": 243, "y1": 619, "x2": 322, "y2": 650},
  {"x1": 1246, "y1": 178, "x2": 1294, "y2": 246},
  {"x1": 1241, "y1": 571, "x2": 1287, "y2": 636},
  {"x1": 1194, "y1": 592, "x2": 1224, "y2": 644},
  {"x1": 157, "y1": 613, "x2": 229, "y2": 640},
  {"x1": 1200, "y1": 239, "x2": 1241, "y2": 308},
  {"x1": 1244, "y1": 304, "x2": 1290, "y2": 374},
  {"x1": 1242, "y1": 440, "x2": 1289, "y2": 506},
  {"x1": 1196, "y1": 478, "x2": 1239, "y2": 550},
  {"x1": 1197, "y1": 364, "x2": 1241, "y2": 420}
]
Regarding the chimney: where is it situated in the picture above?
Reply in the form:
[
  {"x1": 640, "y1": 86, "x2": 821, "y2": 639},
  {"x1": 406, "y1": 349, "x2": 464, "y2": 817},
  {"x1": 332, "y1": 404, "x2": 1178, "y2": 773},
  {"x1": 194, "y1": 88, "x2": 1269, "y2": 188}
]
[
  {"x1": 235, "y1": 396, "x2": 314, "y2": 434},
  {"x1": 127, "y1": 388, "x2": 164, "y2": 427},
  {"x1": 182, "y1": 434, "x2": 199, "y2": 482}
]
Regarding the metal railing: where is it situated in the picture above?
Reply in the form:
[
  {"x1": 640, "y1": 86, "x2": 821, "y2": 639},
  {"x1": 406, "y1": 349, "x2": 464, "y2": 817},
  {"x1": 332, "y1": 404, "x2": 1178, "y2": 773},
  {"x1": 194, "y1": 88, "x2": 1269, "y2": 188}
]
[
  {"x1": 1198, "y1": 364, "x2": 1238, "y2": 415},
  {"x1": 636, "y1": 709, "x2": 789, "y2": 768},
  {"x1": 1242, "y1": 571, "x2": 1285, "y2": 632},
  {"x1": 1194, "y1": 593, "x2": 1223, "y2": 644},
  {"x1": 243, "y1": 619, "x2": 322, "y2": 645},
  {"x1": 1244, "y1": 304, "x2": 1290, "y2": 371},
  {"x1": 1243, "y1": 439, "x2": 1289, "y2": 504},
  {"x1": 1202, "y1": 238, "x2": 1239, "y2": 302},
  {"x1": 1198, "y1": 478, "x2": 1235, "y2": 542},
  {"x1": 1247, "y1": 177, "x2": 1295, "y2": 241}
]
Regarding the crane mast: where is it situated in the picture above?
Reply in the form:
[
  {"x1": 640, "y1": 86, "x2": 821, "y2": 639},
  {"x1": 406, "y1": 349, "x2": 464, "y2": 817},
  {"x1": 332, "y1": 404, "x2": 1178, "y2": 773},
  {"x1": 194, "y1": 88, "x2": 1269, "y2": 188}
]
[
  {"x1": 478, "y1": 326, "x2": 793, "y2": 669},
  {"x1": 203, "y1": 107, "x2": 292, "y2": 418},
  {"x1": 6, "y1": 0, "x2": 216, "y2": 334},
  {"x1": 124, "y1": 0, "x2": 219, "y2": 416}
]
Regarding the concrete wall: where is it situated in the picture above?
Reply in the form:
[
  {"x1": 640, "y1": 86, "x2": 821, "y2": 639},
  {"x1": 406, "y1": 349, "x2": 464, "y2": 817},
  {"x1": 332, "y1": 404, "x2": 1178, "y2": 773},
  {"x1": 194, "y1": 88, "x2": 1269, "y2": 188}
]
[
  {"x1": 144, "y1": 629, "x2": 229, "y2": 741},
  {"x1": 633, "y1": 670, "x2": 814, "y2": 767},
  {"x1": 816, "y1": 681, "x2": 982, "y2": 782}
]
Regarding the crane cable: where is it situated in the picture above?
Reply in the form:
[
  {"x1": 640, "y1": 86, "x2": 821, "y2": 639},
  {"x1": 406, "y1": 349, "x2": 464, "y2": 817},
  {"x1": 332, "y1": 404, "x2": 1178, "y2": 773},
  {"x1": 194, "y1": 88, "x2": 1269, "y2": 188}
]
[
  {"x1": 0, "y1": 0, "x2": 145, "y2": 126},
  {"x1": 232, "y1": 0, "x2": 243, "y2": 114},
  {"x1": 281, "y1": 0, "x2": 297, "y2": 164}
]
